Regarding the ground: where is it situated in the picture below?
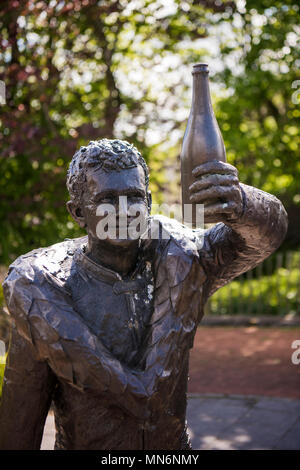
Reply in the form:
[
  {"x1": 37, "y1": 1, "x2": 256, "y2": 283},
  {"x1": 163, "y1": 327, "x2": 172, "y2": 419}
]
[
  {"x1": 41, "y1": 325, "x2": 300, "y2": 450},
  {"x1": 188, "y1": 326, "x2": 300, "y2": 399}
]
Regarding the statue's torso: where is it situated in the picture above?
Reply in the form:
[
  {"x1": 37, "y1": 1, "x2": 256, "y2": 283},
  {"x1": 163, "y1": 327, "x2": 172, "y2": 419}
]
[
  {"x1": 67, "y1": 246, "x2": 155, "y2": 367},
  {"x1": 51, "y1": 243, "x2": 192, "y2": 450},
  {"x1": 3, "y1": 216, "x2": 206, "y2": 450}
]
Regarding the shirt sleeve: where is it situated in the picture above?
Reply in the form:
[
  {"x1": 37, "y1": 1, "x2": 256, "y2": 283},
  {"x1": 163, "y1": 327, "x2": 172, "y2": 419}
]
[
  {"x1": 197, "y1": 183, "x2": 288, "y2": 300},
  {"x1": 0, "y1": 323, "x2": 56, "y2": 449}
]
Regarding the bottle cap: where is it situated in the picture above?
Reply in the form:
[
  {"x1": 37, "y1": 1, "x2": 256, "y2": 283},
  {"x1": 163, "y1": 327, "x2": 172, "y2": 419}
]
[{"x1": 192, "y1": 63, "x2": 209, "y2": 74}]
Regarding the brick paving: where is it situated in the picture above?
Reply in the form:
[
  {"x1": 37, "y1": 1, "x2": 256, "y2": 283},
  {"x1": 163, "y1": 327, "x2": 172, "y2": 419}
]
[{"x1": 188, "y1": 326, "x2": 300, "y2": 399}]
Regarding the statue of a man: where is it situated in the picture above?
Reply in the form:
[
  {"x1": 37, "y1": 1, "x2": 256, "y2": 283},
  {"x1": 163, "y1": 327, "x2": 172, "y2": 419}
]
[{"x1": 0, "y1": 139, "x2": 287, "y2": 450}]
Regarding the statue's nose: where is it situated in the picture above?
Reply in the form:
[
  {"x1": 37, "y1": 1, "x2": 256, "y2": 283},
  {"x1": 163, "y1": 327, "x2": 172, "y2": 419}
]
[{"x1": 118, "y1": 196, "x2": 128, "y2": 214}]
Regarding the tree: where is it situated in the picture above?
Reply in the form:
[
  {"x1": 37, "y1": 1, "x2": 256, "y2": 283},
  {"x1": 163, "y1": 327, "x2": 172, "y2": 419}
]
[
  {"x1": 1, "y1": 0, "x2": 298, "y2": 264},
  {"x1": 213, "y1": 0, "x2": 300, "y2": 248},
  {"x1": 0, "y1": 0, "x2": 236, "y2": 264}
]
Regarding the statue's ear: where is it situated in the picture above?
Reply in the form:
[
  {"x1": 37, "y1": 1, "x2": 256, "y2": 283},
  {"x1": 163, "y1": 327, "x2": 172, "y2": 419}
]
[
  {"x1": 147, "y1": 190, "x2": 152, "y2": 213},
  {"x1": 66, "y1": 201, "x2": 86, "y2": 228}
]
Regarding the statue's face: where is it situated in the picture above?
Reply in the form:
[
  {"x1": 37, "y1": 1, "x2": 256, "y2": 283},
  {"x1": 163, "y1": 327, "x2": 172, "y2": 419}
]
[{"x1": 82, "y1": 164, "x2": 150, "y2": 247}]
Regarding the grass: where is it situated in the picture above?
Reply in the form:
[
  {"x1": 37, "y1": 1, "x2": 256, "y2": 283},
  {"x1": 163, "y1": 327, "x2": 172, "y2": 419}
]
[{"x1": 209, "y1": 266, "x2": 300, "y2": 316}]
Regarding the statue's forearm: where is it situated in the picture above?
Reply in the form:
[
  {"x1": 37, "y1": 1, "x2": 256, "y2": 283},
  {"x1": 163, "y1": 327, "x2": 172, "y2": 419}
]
[
  {"x1": 28, "y1": 298, "x2": 152, "y2": 420},
  {"x1": 201, "y1": 183, "x2": 288, "y2": 297},
  {"x1": 3, "y1": 271, "x2": 151, "y2": 421},
  {"x1": 227, "y1": 183, "x2": 288, "y2": 254}
]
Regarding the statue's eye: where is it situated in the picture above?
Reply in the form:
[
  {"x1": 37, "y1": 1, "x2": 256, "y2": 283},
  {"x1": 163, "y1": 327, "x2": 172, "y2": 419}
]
[
  {"x1": 100, "y1": 197, "x2": 113, "y2": 203},
  {"x1": 95, "y1": 194, "x2": 116, "y2": 204},
  {"x1": 128, "y1": 192, "x2": 145, "y2": 201}
]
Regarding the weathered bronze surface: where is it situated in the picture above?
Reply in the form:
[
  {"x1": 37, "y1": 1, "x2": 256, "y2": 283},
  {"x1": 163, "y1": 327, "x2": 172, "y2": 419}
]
[{"x1": 0, "y1": 138, "x2": 288, "y2": 450}]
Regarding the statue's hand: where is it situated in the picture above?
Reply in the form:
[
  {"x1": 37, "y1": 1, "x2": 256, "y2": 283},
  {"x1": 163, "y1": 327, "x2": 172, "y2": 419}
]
[{"x1": 189, "y1": 161, "x2": 244, "y2": 223}]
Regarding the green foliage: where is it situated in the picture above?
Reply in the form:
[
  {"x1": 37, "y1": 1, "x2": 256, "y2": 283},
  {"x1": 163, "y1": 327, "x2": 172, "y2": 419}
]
[
  {"x1": 1, "y1": 0, "x2": 226, "y2": 263},
  {"x1": 0, "y1": 0, "x2": 299, "y2": 263},
  {"x1": 209, "y1": 251, "x2": 300, "y2": 316},
  {"x1": 213, "y1": 0, "x2": 300, "y2": 247}
]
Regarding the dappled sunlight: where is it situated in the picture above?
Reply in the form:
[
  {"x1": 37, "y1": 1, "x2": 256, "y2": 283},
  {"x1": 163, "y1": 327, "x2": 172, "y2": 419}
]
[
  {"x1": 197, "y1": 413, "x2": 214, "y2": 423},
  {"x1": 241, "y1": 338, "x2": 274, "y2": 356},
  {"x1": 186, "y1": 395, "x2": 300, "y2": 450},
  {"x1": 262, "y1": 358, "x2": 282, "y2": 366},
  {"x1": 189, "y1": 327, "x2": 300, "y2": 398},
  {"x1": 200, "y1": 430, "x2": 252, "y2": 450},
  {"x1": 244, "y1": 327, "x2": 258, "y2": 333},
  {"x1": 187, "y1": 420, "x2": 253, "y2": 450}
]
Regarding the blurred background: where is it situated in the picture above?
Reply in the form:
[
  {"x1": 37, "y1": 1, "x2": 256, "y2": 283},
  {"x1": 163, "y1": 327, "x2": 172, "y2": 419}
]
[{"x1": 0, "y1": 0, "x2": 299, "y2": 352}]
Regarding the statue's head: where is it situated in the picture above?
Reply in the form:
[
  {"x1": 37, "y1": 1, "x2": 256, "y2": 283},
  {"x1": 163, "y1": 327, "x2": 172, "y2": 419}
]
[{"x1": 66, "y1": 139, "x2": 151, "y2": 247}]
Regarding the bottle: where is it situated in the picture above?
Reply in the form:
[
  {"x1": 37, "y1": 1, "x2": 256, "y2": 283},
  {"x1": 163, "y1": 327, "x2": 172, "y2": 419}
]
[{"x1": 180, "y1": 63, "x2": 226, "y2": 227}]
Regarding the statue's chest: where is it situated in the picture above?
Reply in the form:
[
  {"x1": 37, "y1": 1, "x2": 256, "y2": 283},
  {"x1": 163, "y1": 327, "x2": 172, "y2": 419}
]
[{"x1": 69, "y1": 263, "x2": 154, "y2": 366}]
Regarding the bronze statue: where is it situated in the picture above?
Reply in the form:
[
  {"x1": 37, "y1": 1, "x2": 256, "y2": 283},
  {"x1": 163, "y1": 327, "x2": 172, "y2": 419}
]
[{"x1": 0, "y1": 138, "x2": 287, "y2": 450}]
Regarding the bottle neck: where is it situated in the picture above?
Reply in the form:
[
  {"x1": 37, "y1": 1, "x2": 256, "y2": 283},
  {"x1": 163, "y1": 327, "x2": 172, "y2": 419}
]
[{"x1": 191, "y1": 72, "x2": 212, "y2": 114}]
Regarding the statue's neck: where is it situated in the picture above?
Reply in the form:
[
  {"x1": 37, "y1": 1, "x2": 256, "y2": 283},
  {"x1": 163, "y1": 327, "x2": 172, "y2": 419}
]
[{"x1": 85, "y1": 236, "x2": 140, "y2": 278}]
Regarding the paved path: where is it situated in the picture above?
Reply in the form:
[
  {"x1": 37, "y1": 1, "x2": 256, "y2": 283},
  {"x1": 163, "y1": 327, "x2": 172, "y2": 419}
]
[
  {"x1": 186, "y1": 394, "x2": 300, "y2": 450},
  {"x1": 41, "y1": 394, "x2": 300, "y2": 450}
]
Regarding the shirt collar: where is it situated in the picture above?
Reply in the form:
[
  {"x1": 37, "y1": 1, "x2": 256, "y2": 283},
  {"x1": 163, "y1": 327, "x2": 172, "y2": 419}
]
[{"x1": 73, "y1": 241, "x2": 147, "y2": 285}]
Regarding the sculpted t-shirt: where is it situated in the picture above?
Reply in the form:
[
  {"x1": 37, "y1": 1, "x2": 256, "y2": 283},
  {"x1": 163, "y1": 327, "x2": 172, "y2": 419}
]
[{"x1": 70, "y1": 245, "x2": 155, "y2": 367}]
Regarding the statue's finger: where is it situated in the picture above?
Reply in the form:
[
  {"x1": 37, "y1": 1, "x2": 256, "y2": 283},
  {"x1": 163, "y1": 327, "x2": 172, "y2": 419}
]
[
  {"x1": 192, "y1": 161, "x2": 238, "y2": 178},
  {"x1": 189, "y1": 174, "x2": 239, "y2": 193},
  {"x1": 204, "y1": 200, "x2": 237, "y2": 216},
  {"x1": 189, "y1": 185, "x2": 240, "y2": 203}
]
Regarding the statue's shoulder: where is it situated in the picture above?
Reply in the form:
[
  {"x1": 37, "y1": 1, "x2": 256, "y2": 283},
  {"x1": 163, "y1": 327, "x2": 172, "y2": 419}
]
[
  {"x1": 147, "y1": 215, "x2": 207, "y2": 289},
  {"x1": 2, "y1": 237, "x2": 87, "y2": 345},
  {"x1": 3, "y1": 236, "x2": 87, "y2": 296},
  {"x1": 150, "y1": 214, "x2": 204, "y2": 256}
]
